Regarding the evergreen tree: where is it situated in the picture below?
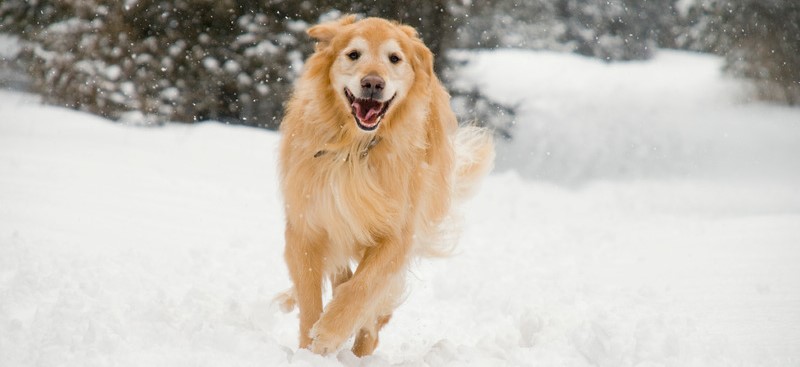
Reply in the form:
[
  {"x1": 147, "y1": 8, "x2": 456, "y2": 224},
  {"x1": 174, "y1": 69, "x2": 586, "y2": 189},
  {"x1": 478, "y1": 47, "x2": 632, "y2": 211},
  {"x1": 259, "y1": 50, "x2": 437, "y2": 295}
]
[
  {"x1": 677, "y1": 0, "x2": 800, "y2": 105},
  {"x1": 0, "y1": 0, "x2": 467, "y2": 127}
]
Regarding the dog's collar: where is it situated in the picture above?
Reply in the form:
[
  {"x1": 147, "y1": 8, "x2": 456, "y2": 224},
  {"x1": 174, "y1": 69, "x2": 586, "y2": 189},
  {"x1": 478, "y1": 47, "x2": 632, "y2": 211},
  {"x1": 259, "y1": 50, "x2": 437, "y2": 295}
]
[
  {"x1": 360, "y1": 136, "x2": 382, "y2": 158},
  {"x1": 314, "y1": 136, "x2": 382, "y2": 160}
]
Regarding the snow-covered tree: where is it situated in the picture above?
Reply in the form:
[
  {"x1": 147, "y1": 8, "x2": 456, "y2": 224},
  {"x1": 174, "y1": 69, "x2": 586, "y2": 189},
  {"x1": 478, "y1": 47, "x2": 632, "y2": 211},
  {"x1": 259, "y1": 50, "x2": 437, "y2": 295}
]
[
  {"x1": 3, "y1": 0, "x2": 796, "y2": 127},
  {"x1": 456, "y1": 0, "x2": 679, "y2": 61},
  {"x1": 1, "y1": 0, "x2": 472, "y2": 127},
  {"x1": 454, "y1": 1, "x2": 569, "y2": 52},
  {"x1": 676, "y1": 0, "x2": 800, "y2": 105},
  {"x1": 718, "y1": 0, "x2": 799, "y2": 105},
  {"x1": 2, "y1": 0, "x2": 311, "y2": 127}
]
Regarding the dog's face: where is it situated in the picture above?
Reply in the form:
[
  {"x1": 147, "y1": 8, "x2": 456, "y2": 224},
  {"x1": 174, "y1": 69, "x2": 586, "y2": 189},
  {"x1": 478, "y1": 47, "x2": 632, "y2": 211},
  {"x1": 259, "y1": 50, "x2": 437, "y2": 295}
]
[
  {"x1": 331, "y1": 35, "x2": 412, "y2": 131},
  {"x1": 306, "y1": 16, "x2": 432, "y2": 133}
]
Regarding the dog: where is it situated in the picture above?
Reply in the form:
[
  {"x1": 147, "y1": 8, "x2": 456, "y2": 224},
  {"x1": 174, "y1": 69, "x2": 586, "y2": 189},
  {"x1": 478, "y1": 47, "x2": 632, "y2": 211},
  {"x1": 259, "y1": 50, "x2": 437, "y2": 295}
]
[{"x1": 276, "y1": 15, "x2": 494, "y2": 357}]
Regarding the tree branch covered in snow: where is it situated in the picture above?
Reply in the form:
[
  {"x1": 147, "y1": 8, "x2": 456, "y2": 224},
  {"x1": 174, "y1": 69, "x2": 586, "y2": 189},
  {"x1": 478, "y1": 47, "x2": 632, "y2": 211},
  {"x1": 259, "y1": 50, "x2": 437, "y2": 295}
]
[{"x1": 2, "y1": 0, "x2": 317, "y2": 127}]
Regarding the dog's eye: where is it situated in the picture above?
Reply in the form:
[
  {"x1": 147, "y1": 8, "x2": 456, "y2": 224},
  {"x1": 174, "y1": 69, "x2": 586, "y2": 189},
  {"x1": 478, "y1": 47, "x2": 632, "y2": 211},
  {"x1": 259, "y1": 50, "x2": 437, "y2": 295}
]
[
  {"x1": 389, "y1": 54, "x2": 401, "y2": 64},
  {"x1": 347, "y1": 51, "x2": 360, "y2": 60}
]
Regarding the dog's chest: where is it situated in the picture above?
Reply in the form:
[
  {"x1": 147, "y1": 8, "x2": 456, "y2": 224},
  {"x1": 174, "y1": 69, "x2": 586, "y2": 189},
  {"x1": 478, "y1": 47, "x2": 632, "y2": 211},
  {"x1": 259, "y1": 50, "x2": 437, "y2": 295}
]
[{"x1": 306, "y1": 157, "x2": 400, "y2": 249}]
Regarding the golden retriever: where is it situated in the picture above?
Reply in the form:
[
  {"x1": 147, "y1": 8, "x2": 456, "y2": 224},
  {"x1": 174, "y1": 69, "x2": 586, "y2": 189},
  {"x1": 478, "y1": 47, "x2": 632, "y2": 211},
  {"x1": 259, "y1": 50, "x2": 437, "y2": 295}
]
[{"x1": 276, "y1": 15, "x2": 494, "y2": 357}]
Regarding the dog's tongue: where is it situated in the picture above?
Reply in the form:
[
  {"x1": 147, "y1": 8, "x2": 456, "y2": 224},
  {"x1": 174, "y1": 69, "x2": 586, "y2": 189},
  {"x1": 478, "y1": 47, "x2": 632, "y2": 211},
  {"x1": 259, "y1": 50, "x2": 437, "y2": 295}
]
[{"x1": 352, "y1": 99, "x2": 382, "y2": 125}]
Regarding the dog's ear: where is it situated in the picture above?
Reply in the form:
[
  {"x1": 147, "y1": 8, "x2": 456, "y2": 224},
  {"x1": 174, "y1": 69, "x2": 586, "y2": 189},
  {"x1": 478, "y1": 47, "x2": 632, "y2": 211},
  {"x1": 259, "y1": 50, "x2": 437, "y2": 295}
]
[
  {"x1": 399, "y1": 25, "x2": 418, "y2": 39},
  {"x1": 307, "y1": 14, "x2": 357, "y2": 47},
  {"x1": 399, "y1": 24, "x2": 434, "y2": 83},
  {"x1": 412, "y1": 39, "x2": 435, "y2": 84}
]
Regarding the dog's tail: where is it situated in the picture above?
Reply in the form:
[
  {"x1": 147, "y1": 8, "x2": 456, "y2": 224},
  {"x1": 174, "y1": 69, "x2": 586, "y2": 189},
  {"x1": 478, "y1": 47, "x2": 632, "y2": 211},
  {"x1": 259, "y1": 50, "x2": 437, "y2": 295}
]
[
  {"x1": 414, "y1": 125, "x2": 494, "y2": 258},
  {"x1": 452, "y1": 125, "x2": 495, "y2": 202}
]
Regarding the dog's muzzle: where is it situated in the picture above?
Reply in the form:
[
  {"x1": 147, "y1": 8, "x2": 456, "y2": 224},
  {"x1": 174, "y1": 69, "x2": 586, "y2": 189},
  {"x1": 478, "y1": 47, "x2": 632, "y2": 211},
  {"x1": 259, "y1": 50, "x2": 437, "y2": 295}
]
[{"x1": 345, "y1": 84, "x2": 395, "y2": 132}]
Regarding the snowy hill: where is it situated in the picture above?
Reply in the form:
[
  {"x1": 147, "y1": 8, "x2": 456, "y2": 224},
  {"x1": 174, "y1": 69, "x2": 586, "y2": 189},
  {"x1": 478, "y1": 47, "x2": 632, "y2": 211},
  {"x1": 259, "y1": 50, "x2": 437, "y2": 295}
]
[{"x1": 1, "y1": 50, "x2": 799, "y2": 366}]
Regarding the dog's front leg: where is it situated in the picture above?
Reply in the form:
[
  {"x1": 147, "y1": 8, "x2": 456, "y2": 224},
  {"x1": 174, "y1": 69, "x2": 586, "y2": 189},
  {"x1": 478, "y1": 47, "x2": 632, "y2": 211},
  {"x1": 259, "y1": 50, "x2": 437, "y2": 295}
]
[
  {"x1": 309, "y1": 230, "x2": 411, "y2": 355},
  {"x1": 284, "y1": 225, "x2": 325, "y2": 349}
]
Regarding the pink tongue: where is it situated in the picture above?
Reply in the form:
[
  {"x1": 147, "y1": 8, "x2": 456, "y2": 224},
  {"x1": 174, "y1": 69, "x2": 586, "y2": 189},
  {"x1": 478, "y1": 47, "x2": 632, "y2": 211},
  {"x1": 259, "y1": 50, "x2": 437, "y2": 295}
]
[{"x1": 352, "y1": 100, "x2": 382, "y2": 125}]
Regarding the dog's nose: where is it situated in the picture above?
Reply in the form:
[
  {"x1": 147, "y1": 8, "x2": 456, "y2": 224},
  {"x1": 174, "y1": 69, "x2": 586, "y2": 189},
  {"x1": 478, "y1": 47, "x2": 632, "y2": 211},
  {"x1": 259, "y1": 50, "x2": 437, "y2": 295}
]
[{"x1": 360, "y1": 75, "x2": 385, "y2": 98}]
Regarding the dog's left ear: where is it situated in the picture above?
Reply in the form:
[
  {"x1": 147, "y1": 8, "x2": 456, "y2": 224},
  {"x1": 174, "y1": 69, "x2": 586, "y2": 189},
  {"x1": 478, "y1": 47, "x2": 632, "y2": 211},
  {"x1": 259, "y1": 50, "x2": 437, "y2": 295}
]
[
  {"x1": 307, "y1": 14, "x2": 357, "y2": 48},
  {"x1": 399, "y1": 24, "x2": 435, "y2": 83},
  {"x1": 412, "y1": 39, "x2": 435, "y2": 84}
]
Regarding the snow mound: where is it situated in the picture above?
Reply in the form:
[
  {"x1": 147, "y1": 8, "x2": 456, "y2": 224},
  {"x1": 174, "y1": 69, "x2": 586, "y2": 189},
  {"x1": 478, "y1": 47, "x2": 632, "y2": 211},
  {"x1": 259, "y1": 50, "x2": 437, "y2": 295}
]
[{"x1": 454, "y1": 49, "x2": 800, "y2": 184}]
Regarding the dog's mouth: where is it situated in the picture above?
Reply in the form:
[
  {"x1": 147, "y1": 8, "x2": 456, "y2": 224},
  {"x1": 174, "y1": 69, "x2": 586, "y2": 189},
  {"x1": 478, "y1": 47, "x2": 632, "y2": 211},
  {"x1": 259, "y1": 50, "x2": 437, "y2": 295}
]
[{"x1": 345, "y1": 88, "x2": 395, "y2": 131}]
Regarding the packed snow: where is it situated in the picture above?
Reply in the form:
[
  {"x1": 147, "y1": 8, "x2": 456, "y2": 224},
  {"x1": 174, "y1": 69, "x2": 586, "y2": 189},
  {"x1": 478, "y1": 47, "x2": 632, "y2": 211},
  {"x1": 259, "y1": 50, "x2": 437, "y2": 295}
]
[{"x1": 1, "y1": 50, "x2": 799, "y2": 366}]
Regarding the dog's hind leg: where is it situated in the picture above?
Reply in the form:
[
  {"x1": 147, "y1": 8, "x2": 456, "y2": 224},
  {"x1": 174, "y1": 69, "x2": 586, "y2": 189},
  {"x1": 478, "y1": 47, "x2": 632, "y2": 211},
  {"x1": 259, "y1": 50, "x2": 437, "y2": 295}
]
[
  {"x1": 284, "y1": 225, "x2": 325, "y2": 349},
  {"x1": 330, "y1": 266, "x2": 353, "y2": 297}
]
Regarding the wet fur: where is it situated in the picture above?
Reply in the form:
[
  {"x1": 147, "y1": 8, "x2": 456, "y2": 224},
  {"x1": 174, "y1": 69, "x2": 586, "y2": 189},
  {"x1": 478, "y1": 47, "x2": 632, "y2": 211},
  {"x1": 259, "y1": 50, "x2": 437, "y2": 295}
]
[{"x1": 277, "y1": 16, "x2": 494, "y2": 356}]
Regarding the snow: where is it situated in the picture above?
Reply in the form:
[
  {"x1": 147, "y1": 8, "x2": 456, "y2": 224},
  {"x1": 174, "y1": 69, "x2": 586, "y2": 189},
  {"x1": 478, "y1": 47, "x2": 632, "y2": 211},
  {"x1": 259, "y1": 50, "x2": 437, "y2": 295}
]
[
  {"x1": 160, "y1": 87, "x2": 179, "y2": 101},
  {"x1": 453, "y1": 49, "x2": 800, "y2": 183},
  {"x1": 245, "y1": 41, "x2": 280, "y2": 57},
  {"x1": 0, "y1": 34, "x2": 28, "y2": 90},
  {"x1": 0, "y1": 34, "x2": 22, "y2": 60},
  {"x1": 224, "y1": 60, "x2": 242, "y2": 74},
  {"x1": 1, "y1": 50, "x2": 800, "y2": 366},
  {"x1": 202, "y1": 57, "x2": 220, "y2": 71},
  {"x1": 104, "y1": 65, "x2": 122, "y2": 81}
]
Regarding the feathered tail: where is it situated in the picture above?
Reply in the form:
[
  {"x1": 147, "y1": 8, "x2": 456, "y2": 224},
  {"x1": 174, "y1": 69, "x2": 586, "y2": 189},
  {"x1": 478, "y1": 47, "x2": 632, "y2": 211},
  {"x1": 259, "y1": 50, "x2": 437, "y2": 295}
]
[
  {"x1": 452, "y1": 125, "x2": 495, "y2": 202},
  {"x1": 413, "y1": 125, "x2": 495, "y2": 258}
]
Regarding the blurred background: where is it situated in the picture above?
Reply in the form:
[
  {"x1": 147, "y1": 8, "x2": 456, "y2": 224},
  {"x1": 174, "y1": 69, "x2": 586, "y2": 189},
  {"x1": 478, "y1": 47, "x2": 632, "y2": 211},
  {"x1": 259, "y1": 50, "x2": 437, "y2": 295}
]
[{"x1": 0, "y1": 0, "x2": 797, "y2": 129}]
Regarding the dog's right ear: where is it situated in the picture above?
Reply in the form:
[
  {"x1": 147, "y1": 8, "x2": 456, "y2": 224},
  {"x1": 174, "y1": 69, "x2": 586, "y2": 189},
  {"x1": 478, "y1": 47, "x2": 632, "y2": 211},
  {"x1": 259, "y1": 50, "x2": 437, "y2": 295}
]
[{"x1": 307, "y1": 14, "x2": 357, "y2": 48}]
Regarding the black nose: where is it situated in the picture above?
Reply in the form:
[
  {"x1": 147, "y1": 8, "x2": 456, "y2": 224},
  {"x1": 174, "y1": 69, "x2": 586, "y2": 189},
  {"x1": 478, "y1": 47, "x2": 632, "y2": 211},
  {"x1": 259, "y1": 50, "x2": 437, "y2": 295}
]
[{"x1": 360, "y1": 74, "x2": 385, "y2": 99}]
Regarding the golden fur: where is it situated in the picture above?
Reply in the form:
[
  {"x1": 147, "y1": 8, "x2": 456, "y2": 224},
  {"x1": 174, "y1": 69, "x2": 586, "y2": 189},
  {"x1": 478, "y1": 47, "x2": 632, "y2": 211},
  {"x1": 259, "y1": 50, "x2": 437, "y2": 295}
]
[{"x1": 277, "y1": 15, "x2": 494, "y2": 356}]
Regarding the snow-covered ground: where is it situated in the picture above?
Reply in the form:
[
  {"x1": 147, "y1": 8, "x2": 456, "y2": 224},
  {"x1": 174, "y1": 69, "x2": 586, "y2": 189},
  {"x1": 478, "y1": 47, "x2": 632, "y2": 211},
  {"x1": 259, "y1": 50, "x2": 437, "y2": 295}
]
[{"x1": 1, "y1": 50, "x2": 799, "y2": 366}]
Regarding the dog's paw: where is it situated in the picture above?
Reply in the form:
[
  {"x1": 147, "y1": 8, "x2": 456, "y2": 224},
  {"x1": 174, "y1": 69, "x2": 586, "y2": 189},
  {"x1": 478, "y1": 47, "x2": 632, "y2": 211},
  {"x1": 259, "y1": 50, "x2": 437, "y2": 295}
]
[
  {"x1": 309, "y1": 322, "x2": 348, "y2": 355},
  {"x1": 272, "y1": 288, "x2": 296, "y2": 313}
]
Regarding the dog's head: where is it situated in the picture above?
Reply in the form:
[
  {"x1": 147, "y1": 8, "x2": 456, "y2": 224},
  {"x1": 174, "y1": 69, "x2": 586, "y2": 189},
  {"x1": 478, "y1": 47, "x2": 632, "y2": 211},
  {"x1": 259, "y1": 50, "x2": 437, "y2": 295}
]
[{"x1": 305, "y1": 16, "x2": 434, "y2": 133}]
